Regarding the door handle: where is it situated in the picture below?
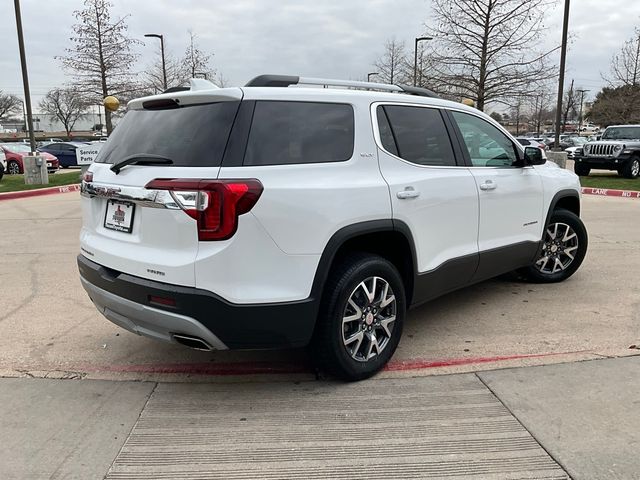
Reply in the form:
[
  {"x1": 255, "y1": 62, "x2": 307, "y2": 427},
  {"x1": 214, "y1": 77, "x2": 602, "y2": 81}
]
[
  {"x1": 479, "y1": 180, "x2": 497, "y2": 191},
  {"x1": 397, "y1": 187, "x2": 420, "y2": 199}
]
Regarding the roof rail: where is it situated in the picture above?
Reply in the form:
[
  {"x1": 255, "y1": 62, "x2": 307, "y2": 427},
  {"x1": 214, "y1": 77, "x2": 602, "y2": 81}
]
[{"x1": 245, "y1": 74, "x2": 440, "y2": 98}]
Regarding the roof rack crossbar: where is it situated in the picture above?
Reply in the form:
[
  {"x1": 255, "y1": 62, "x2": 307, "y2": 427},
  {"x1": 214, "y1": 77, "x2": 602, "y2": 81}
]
[
  {"x1": 297, "y1": 77, "x2": 403, "y2": 93},
  {"x1": 245, "y1": 75, "x2": 440, "y2": 98},
  {"x1": 246, "y1": 74, "x2": 402, "y2": 93}
]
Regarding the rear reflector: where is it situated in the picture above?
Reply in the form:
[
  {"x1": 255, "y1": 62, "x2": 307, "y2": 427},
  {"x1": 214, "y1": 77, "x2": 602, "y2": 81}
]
[
  {"x1": 145, "y1": 178, "x2": 263, "y2": 241},
  {"x1": 148, "y1": 295, "x2": 177, "y2": 307}
]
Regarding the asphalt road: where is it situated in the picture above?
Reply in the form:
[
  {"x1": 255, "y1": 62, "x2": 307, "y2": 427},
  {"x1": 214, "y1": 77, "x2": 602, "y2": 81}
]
[{"x1": 0, "y1": 192, "x2": 638, "y2": 381}]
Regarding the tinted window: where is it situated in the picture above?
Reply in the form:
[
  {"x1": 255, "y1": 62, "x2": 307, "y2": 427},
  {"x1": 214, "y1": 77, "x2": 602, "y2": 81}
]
[
  {"x1": 452, "y1": 111, "x2": 518, "y2": 167},
  {"x1": 376, "y1": 108, "x2": 398, "y2": 156},
  {"x1": 244, "y1": 101, "x2": 354, "y2": 166},
  {"x1": 381, "y1": 105, "x2": 456, "y2": 167},
  {"x1": 95, "y1": 102, "x2": 240, "y2": 167},
  {"x1": 43, "y1": 143, "x2": 61, "y2": 151}
]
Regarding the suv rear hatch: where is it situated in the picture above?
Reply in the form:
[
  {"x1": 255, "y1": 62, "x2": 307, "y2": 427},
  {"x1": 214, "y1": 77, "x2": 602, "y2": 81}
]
[{"x1": 80, "y1": 86, "x2": 243, "y2": 287}]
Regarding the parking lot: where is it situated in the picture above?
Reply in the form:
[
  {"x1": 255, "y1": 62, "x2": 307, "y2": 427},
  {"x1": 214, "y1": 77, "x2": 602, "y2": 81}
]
[
  {"x1": 1, "y1": 190, "x2": 640, "y2": 479},
  {"x1": 0, "y1": 191, "x2": 638, "y2": 381}
]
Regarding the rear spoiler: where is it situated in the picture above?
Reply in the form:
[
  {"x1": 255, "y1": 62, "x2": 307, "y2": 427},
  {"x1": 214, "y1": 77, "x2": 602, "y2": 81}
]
[{"x1": 128, "y1": 79, "x2": 242, "y2": 110}]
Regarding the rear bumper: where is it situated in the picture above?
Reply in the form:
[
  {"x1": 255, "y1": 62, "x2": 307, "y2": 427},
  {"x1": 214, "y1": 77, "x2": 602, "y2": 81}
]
[{"x1": 78, "y1": 255, "x2": 318, "y2": 350}]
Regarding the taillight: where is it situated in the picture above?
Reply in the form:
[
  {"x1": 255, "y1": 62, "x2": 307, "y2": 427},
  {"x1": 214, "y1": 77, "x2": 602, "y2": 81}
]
[{"x1": 145, "y1": 178, "x2": 263, "y2": 241}]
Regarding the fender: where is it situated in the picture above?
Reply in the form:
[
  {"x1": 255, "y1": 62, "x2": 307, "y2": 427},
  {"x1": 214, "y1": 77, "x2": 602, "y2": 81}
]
[
  {"x1": 309, "y1": 219, "x2": 418, "y2": 303},
  {"x1": 535, "y1": 189, "x2": 581, "y2": 261}
]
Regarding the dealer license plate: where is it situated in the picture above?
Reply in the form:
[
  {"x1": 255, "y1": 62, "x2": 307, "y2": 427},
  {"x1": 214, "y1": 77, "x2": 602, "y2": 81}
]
[{"x1": 104, "y1": 200, "x2": 135, "y2": 233}]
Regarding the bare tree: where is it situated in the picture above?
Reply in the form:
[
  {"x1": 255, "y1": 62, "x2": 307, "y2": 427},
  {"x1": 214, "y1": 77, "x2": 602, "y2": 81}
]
[
  {"x1": 183, "y1": 31, "x2": 214, "y2": 79},
  {"x1": 39, "y1": 88, "x2": 88, "y2": 137},
  {"x1": 213, "y1": 70, "x2": 230, "y2": 88},
  {"x1": 0, "y1": 91, "x2": 22, "y2": 120},
  {"x1": 425, "y1": 0, "x2": 556, "y2": 111},
  {"x1": 143, "y1": 53, "x2": 189, "y2": 95},
  {"x1": 561, "y1": 80, "x2": 580, "y2": 133},
  {"x1": 607, "y1": 27, "x2": 640, "y2": 87},
  {"x1": 58, "y1": 0, "x2": 139, "y2": 134},
  {"x1": 373, "y1": 38, "x2": 409, "y2": 85}
]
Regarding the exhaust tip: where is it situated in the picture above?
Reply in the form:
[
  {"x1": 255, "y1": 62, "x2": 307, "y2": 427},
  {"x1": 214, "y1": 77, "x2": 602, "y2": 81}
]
[{"x1": 172, "y1": 333, "x2": 213, "y2": 351}]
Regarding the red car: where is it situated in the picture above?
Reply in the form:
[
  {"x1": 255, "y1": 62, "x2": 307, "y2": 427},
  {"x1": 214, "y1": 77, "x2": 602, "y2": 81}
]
[{"x1": 0, "y1": 143, "x2": 59, "y2": 175}]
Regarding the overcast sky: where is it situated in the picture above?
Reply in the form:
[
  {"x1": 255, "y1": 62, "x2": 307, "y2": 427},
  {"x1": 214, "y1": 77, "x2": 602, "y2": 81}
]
[{"x1": 1, "y1": 0, "x2": 639, "y2": 112}]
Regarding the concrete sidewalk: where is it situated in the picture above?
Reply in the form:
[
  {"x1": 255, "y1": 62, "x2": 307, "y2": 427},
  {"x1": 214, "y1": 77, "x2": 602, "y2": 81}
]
[{"x1": 2, "y1": 355, "x2": 639, "y2": 480}]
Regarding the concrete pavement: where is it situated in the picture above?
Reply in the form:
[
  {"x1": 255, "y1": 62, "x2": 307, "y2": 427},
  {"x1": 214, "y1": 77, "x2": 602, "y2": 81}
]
[
  {"x1": 0, "y1": 192, "x2": 638, "y2": 381},
  {"x1": 2, "y1": 356, "x2": 640, "y2": 479}
]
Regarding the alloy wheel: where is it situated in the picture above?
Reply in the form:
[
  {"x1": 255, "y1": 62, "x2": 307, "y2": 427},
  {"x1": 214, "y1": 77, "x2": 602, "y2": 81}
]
[
  {"x1": 536, "y1": 222, "x2": 579, "y2": 274},
  {"x1": 632, "y1": 159, "x2": 640, "y2": 177},
  {"x1": 8, "y1": 162, "x2": 20, "y2": 175},
  {"x1": 341, "y1": 276, "x2": 397, "y2": 362}
]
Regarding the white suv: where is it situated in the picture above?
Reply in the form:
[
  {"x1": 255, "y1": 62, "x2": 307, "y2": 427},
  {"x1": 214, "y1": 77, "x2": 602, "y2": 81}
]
[{"x1": 78, "y1": 76, "x2": 588, "y2": 380}]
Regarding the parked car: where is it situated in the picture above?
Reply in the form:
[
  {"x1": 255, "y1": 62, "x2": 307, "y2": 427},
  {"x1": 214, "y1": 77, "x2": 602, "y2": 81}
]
[
  {"x1": 559, "y1": 136, "x2": 587, "y2": 150},
  {"x1": 574, "y1": 124, "x2": 640, "y2": 178},
  {"x1": 563, "y1": 137, "x2": 589, "y2": 159},
  {"x1": 0, "y1": 143, "x2": 59, "y2": 174},
  {"x1": 0, "y1": 149, "x2": 6, "y2": 181},
  {"x1": 38, "y1": 141, "x2": 90, "y2": 168},
  {"x1": 78, "y1": 75, "x2": 587, "y2": 380},
  {"x1": 515, "y1": 137, "x2": 548, "y2": 153}
]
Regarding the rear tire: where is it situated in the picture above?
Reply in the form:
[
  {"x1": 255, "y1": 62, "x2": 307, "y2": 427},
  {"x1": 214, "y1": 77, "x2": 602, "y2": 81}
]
[
  {"x1": 519, "y1": 209, "x2": 587, "y2": 283},
  {"x1": 621, "y1": 157, "x2": 640, "y2": 179},
  {"x1": 574, "y1": 163, "x2": 590, "y2": 176},
  {"x1": 311, "y1": 253, "x2": 406, "y2": 381}
]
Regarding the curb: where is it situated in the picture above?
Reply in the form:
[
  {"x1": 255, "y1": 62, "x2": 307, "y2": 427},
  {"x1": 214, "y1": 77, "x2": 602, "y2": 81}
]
[
  {"x1": 0, "y1": 183, "x2": 80, "y2": 201},
  {"x1": 581, "y1": 187, "x2": 640, "y2": 198}
]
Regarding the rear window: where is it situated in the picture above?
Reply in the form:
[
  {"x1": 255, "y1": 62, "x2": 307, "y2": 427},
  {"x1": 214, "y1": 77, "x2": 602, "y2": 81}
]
[
  {"x1": 95, "y1": 101, "x2": 240, "y2": 167},
  {"x1": 243, "y1": 101, "x2": 354, "y2": 166}
]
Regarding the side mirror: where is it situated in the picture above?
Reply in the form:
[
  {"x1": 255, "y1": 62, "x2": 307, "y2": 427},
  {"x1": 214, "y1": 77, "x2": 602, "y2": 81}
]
[{"x1": 524, "y1": 146, "x2": 546, "y2": 166}]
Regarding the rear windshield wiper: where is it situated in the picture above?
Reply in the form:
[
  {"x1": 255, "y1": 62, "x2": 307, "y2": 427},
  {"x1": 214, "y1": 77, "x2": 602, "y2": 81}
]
[{"x1": 110, "y1": 154, "x2": 174, "y2": 174}]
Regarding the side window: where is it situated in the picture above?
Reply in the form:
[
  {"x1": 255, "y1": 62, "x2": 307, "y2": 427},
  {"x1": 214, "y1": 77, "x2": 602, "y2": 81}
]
[
  {"x1": 451, "y1": 111, "x2": 518, "y2": 167},
  {"x1": 376, "y1": 107, "x2": 398, "y2": 157},
  {"x1": 380, "y1": 105, "x2": 456, "y2": 167},
  {"x1": 244, "y1": 101, "x2": 354, "y2": 166},
  {"x1": 45, "y1": 144, "x2": 60, "y2": 152}
]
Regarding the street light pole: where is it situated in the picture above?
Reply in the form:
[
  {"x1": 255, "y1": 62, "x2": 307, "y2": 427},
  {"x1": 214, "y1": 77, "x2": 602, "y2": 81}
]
[
  {"x1": 367, "y1": 72, "x2": 379, "y2": 82},
  {"x1": 414, "y1": 36, "x2": 433, "y2": 86},
  {"x1": 145, "y1": 33, "x2": 167, "y2": 90},
  {"x1": 577, "y1": 89, "x2": 590, "y2": 134},
  {"x1": 13, "y1": 0, "x2": 36, "y2": 153},
  {"x1": 554, "y1": 0, "x2": 570, "y2": 150}
]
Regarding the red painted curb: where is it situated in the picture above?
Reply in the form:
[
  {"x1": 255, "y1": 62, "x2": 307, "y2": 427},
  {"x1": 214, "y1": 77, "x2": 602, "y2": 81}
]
[
  {"x1": 0, "y1": 183, "x2": 80, "y2": 201},
  {"x1": 78, "y1": 350, "x2": 590, "y2": 377},
  {"x1": 581, "y1": 187, "x2": 640, "y2": 198}
]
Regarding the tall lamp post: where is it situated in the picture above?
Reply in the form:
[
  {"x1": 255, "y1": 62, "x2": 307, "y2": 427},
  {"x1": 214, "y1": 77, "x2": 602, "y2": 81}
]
[
  {"x1": 554, "y1": 0, "x2": 570, "y2": 149},
  {"x1": 13, "y1": 0, "x2": 36, "y2": 153},
  {"x1": 577, "y1": 89, "x2": 590, "y2": 134},
  {"x1": 144, "y1": 33, "x2": 167, "y2": 90},
  {"x1": 367, "y1": 72, "x2": 379, "y2": 82},
  {"x1": 414, "y1": 36, "x2": 433, "y2": 86}
]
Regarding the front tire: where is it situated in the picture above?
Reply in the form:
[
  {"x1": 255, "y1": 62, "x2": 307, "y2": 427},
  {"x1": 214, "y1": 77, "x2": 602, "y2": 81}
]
[
  {"x1": 519, "y1": 209, "x2": 588, "y2": 283},
  {"x1": 311, "y1": 253, "x2": 406, "y2": 381},
  {"x1": 621, "y1": 157, "x2": 640, "y2": 179},
  {"x1": 574, "y1": 163, "x2": 590, "y2": 176}
]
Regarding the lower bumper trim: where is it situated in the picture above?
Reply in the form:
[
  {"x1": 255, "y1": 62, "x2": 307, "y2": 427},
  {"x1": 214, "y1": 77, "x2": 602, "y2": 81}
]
[{"x1": 81, "y1": 277, "x2": 228, "y2": 350}]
